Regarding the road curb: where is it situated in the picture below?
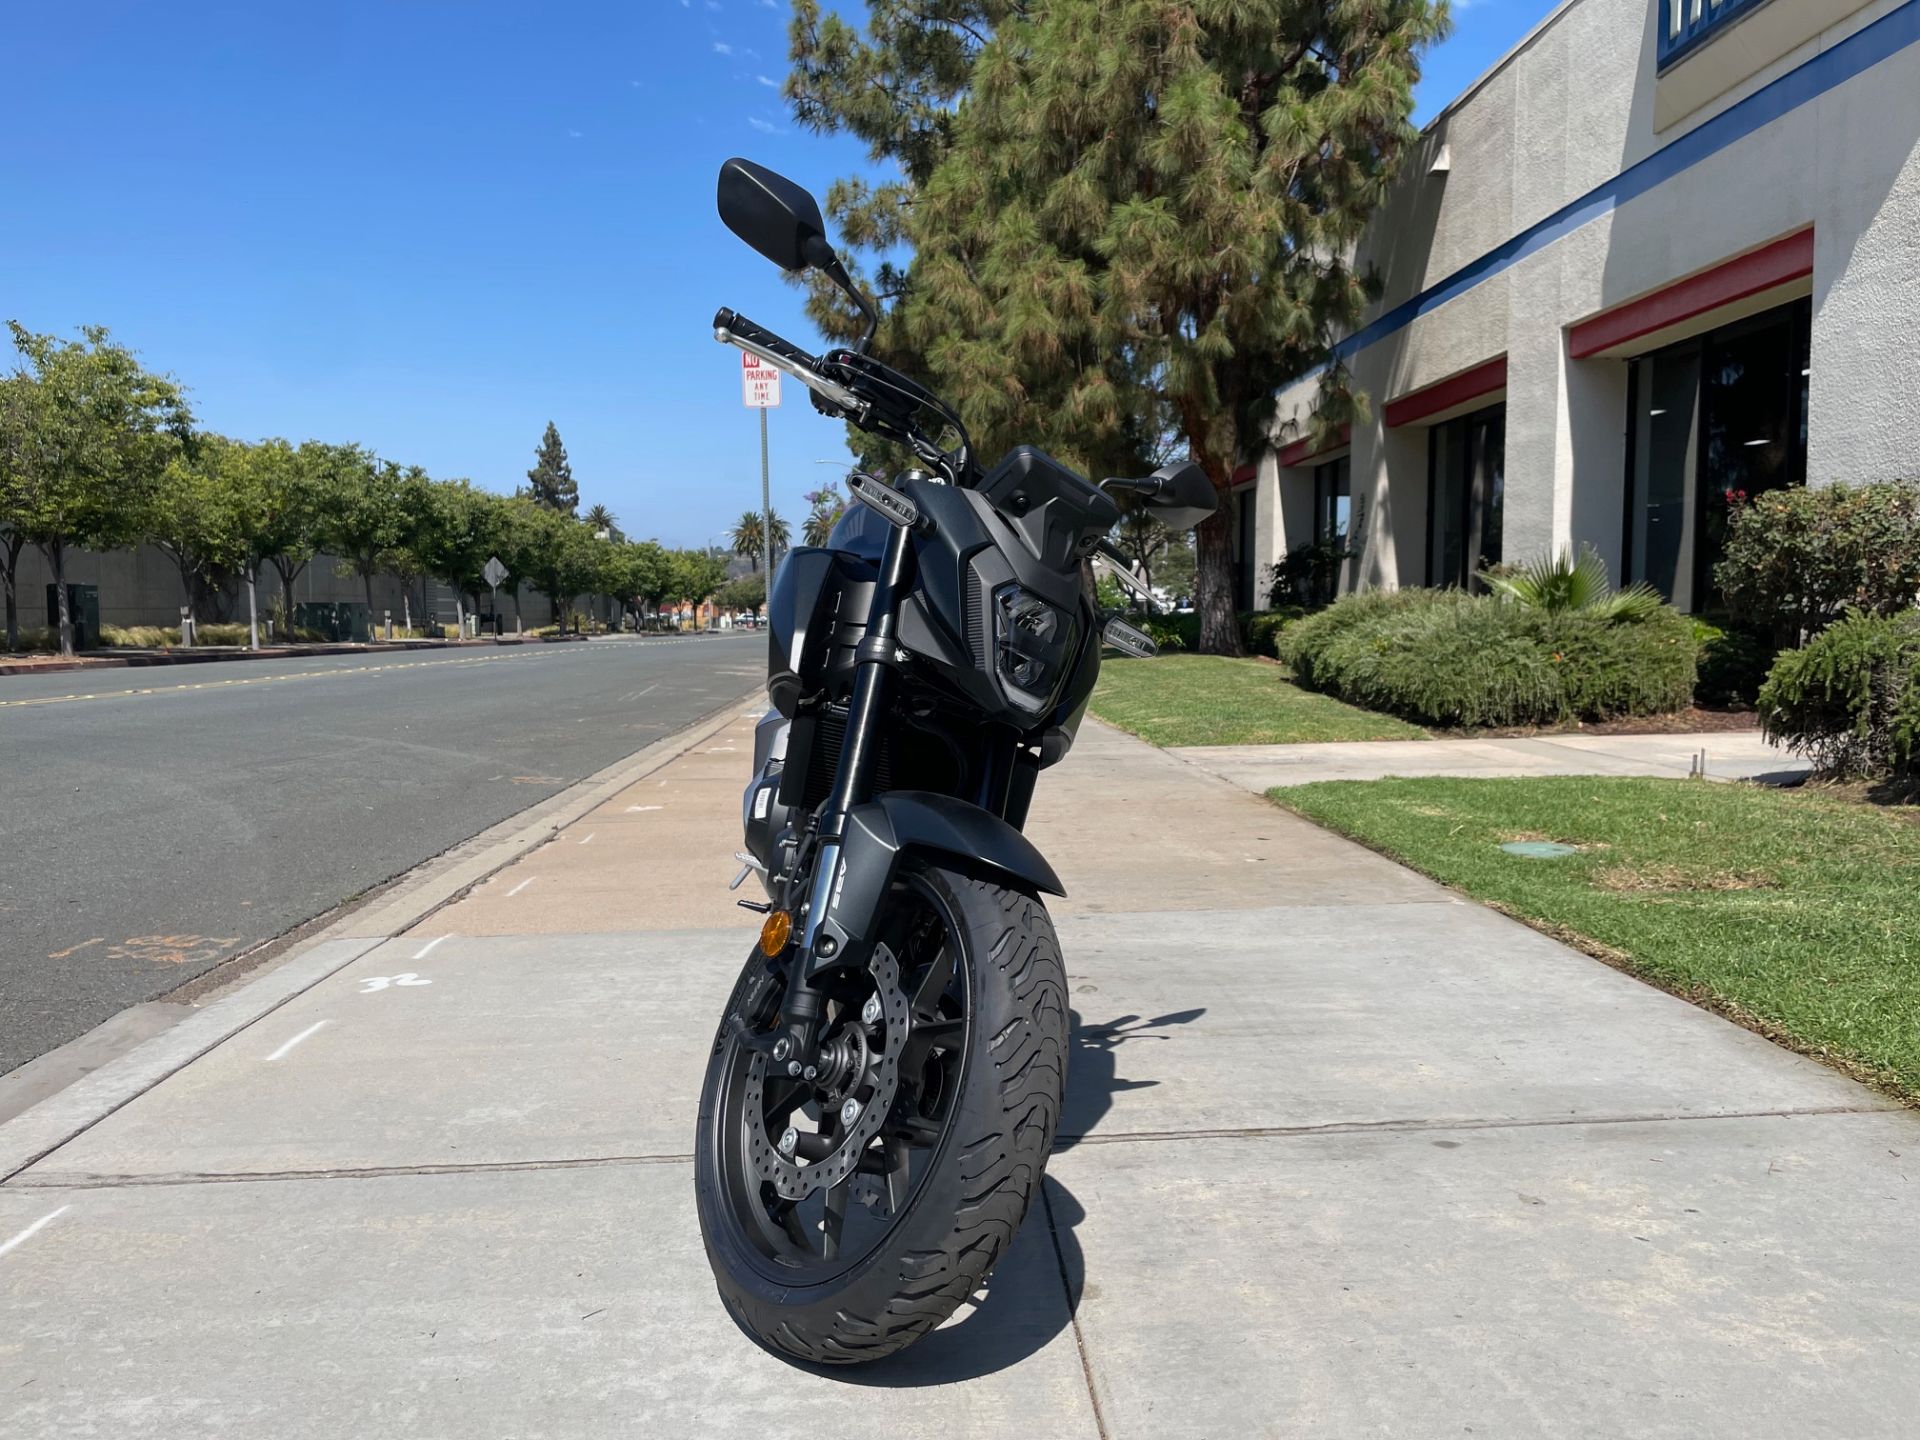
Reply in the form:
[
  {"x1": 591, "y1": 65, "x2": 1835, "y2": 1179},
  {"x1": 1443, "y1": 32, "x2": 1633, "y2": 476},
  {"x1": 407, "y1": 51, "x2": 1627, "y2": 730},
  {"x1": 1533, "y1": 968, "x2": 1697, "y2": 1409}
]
[
  {"x1": 0, "y1": 632, "x2": 649, "y2": 676},
  {"x1": 0, "y1": 688, "x2": 762, "y2": 1183}
]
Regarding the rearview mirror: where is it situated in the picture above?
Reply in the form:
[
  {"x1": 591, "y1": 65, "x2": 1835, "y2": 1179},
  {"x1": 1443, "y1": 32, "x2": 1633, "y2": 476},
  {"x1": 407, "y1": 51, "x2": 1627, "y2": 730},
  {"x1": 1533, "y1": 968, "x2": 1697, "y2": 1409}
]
[
  {"x1": 717, "y1": 157, "x2": 836, "y2": 273},
  {"x1": 717, "y1": 157, "x2": 878, "y2": 348},
  {"x1": 1145, "y1": 461, "x2": 1217, "y2": 532}
]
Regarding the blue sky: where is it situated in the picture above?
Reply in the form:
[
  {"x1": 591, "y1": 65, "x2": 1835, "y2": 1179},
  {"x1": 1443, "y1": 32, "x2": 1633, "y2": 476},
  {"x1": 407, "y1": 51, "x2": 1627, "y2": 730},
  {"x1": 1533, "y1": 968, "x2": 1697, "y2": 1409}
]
[{"x1": 4, "y1": 1, "x2": 1555, "y2": 548}]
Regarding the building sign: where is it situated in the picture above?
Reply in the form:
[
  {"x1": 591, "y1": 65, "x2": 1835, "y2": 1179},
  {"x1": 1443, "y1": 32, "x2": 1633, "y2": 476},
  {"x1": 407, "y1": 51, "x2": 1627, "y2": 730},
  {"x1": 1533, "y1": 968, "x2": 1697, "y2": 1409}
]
[
  {"x1": 741, "y1": 351, "x2": 781, "y2": 408},
  {"x1": 1659, "y1": 0, "x2": 1775, "y2": 70}
]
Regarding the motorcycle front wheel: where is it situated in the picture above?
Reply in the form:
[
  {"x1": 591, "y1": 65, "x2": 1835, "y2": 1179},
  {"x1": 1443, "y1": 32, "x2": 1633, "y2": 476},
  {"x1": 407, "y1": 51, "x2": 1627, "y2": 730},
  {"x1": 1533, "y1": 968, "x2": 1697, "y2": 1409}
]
[{"x1": 694, "y1": 862, "x2": 1067, "y2": 1365}]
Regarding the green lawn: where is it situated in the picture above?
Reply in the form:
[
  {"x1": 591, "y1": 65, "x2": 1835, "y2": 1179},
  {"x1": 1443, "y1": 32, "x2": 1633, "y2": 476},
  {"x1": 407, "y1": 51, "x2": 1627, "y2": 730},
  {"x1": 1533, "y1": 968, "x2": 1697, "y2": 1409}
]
[
  {"x1": 1272, "y1": 776, "x2": 1920, "y2": 1100},
  {"x1": 1091, "y1": 655, "x2": 1426, "y2": 747}
]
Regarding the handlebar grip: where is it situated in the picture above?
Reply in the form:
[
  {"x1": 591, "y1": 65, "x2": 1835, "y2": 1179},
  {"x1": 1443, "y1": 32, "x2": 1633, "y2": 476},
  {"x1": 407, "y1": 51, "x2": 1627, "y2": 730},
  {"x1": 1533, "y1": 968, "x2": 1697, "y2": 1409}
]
[{"x1": 712, "y1": 307, "x2": 819, "y2": 372}]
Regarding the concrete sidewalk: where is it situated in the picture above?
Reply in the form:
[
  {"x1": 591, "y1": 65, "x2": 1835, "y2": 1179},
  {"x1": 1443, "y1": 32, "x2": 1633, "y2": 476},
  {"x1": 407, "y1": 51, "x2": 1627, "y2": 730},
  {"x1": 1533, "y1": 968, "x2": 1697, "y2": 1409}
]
[
  {"x1": 1173, "y1": 726, "x2": 1810, "y2": 791},
  {"x1": 4, "y1": 711, "x2": 1916, "y2": 1437}
]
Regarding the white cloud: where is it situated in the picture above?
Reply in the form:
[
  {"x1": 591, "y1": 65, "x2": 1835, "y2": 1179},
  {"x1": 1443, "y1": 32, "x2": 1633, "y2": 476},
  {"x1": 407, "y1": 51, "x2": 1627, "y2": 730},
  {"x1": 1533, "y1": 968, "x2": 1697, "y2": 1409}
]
[
  {"x1": 568, "y1": 129, "x2": 584, "y2": 138},
  {"x1": 713, "y1": 40, "x2": 733, "y2": 55},
  {"x1": 755, "y1": 74, "x2": 778, "y2": 88},
  {"x1": 748, "y1": 116, "x2": 782, "y2": 134}
]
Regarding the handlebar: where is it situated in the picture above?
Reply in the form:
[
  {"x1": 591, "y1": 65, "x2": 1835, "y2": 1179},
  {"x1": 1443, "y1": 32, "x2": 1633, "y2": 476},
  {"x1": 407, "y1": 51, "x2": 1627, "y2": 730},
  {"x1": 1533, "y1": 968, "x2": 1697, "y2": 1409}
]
[{"x1": 713, "y1": 307, "x2": 867, "y2": 418}]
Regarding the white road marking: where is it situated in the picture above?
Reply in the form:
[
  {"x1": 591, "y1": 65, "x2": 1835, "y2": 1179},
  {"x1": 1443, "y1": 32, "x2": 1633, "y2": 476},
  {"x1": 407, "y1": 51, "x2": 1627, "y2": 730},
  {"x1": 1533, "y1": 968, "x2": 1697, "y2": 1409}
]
[
  {"x1": 506, "y1": 876, "x2": 537, "y2": 897},
  {"x1": 625, "y1": 805, "x2": 664, "y2": 813},
  {"x1": 0, "y1": 1206, "x2": 70, "y2": 1257},
  {"x1": 360, "y1": 973, "x2": 433, "y2": 993},
  {"x1": 411, "y1": 935, "x2": 449, "y2": 961},
  {"x1": 265, "y1": 1020, "x2": 328, "y2": 1062},
  {"x1": 578, "y1": 832, "x2": 595, "y2": 845}
]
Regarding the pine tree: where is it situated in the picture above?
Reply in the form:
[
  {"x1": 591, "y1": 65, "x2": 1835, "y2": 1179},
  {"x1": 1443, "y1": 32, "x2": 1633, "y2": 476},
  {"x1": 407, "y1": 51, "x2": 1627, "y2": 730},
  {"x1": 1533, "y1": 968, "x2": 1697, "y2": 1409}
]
[
  {"x1": 526, "y1": 421, "x2": 578, "y2": 515},
  {"x1": 795, "y1": 1, "x2": 1445, "y2": 654}
]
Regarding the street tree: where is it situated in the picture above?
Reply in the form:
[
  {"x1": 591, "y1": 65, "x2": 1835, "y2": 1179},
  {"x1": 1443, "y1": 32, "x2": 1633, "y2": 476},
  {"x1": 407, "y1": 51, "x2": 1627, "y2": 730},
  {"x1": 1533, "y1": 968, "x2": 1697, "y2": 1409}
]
[
  {"x1": 808, "y1": 2, "x2": 1445, "y2": 653},
  {"x1": 716, "y1": 572, "x2": 768, "y2": 621},
  {"x1": 422, "y1": 481, "x2": 507, "y2": 631},
  {"x1": 526, "y1": 421, "x2": 578, "y2": 514},
  {"x1": 2, "y1": 323, "x2": 193, "y2": 654},
  {"x1": 729, "y1": 509, "x2": 790, "y2": 572},
  {"x1": 145, "y1": 433, "x2": 253, "y2": 632},
  {"x1": 1111, "y1": 507, "x2": 1175, "y2": 598},
  {"x1": 0, "y1": 368, "x2": 39, "y2": 651},
  {"x1": 321, "y1": 449, "x2": 400, "y2": 626},
  {"x1": 253, "y1": 439, "x2": 332, "y2": 637}
]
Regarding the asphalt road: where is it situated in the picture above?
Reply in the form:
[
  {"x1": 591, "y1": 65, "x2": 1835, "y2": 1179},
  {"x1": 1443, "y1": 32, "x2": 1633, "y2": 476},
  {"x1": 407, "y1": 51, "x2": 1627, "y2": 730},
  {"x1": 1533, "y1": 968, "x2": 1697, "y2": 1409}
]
[{"x1": 0, "y1": 634, "x2": 764, "y2": 1074}]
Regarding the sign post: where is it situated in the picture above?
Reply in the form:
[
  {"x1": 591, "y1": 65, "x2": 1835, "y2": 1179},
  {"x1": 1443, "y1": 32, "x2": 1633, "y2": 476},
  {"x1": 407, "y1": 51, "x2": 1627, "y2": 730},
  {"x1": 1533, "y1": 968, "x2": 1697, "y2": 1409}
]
[
  {"x1": 482, "y1": 556, "x2": 508, "y2": 638},
  {"x1": 742, "y1": 352, "x2": 781, "y2": 579}
]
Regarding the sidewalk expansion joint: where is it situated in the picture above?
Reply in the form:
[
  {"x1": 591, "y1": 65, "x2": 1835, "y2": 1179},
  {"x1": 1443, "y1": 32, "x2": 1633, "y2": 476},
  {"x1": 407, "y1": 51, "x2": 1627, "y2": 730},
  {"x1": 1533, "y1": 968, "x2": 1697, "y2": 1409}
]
[
  {"x1": 1041, "y1": 1179, "x2": 1113, "y2": 1440},
  {"x1": 1053, "y1": 1102, "x2": 1900, "y2": 1151},
  {"x1": 6, "y1": 1151, "x2": 699, "y2": 1191}
]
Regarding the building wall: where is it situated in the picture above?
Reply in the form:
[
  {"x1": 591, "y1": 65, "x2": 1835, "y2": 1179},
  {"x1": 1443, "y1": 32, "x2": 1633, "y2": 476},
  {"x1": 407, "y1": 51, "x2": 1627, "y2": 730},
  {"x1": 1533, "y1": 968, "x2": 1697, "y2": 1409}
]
[
  {"x1": 7, "y1": 542, "x2": 565, "y2": 635},
  {"x1": 1261, "y1": 0, "x2": 1920, "y2": 605}
]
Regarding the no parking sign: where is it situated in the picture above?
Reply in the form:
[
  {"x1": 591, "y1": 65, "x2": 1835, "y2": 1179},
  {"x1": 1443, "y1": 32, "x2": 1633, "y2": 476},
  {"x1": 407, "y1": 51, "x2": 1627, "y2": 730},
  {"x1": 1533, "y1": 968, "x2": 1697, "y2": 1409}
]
[{"x1": 741, "y1": 352, "x2": 781, "y2": 408}]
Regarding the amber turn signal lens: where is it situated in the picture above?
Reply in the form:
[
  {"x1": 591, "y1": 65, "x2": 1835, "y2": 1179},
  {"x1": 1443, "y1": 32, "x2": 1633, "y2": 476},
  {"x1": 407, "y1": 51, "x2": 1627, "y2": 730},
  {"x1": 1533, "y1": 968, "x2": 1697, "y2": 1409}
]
[{"x1": 759, "y1": 910, "x2": 792, "y2": 957}]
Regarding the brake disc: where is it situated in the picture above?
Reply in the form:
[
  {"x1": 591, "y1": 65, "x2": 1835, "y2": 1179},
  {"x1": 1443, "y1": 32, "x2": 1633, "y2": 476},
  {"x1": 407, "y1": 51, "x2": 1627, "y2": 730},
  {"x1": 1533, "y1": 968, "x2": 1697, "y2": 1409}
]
[{"x1": 742, "y1": 943, "x2": 910, "y2": 1202}]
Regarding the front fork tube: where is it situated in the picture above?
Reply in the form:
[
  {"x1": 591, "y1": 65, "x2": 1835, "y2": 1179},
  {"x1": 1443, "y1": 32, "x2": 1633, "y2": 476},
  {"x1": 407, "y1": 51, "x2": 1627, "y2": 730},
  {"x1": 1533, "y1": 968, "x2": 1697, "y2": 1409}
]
[{"x1": 782, "y1": 520, "x2": 916, "y2": 1056}]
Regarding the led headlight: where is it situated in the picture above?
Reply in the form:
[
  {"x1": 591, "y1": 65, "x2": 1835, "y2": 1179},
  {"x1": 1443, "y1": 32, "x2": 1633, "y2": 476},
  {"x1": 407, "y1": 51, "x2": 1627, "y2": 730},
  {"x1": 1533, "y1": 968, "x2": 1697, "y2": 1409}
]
[{"x1": 993, "y1": 584, "x2": 1077, "y2": 713}]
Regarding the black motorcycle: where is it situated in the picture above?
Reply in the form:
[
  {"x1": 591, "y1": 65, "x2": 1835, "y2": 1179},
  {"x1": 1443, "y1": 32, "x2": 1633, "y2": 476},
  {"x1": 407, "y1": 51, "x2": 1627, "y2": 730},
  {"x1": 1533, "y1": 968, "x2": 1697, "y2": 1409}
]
[{"x1": 695, "y1": 158, "x2": 1216, "y2": 1365}]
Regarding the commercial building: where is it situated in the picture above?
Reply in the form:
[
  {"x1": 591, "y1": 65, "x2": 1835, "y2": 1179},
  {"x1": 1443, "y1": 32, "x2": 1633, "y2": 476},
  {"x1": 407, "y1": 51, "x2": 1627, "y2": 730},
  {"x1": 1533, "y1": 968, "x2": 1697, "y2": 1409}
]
[{"x1": 1245, "y1": 0, "x2": 1920, "y2": 613}]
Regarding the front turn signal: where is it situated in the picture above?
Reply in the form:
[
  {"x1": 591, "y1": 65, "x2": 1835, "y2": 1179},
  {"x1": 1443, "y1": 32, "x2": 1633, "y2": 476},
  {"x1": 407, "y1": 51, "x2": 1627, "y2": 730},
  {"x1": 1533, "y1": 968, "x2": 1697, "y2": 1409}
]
[{"x1": 759, "y1": 910, "x2": 792, "y2": 957}]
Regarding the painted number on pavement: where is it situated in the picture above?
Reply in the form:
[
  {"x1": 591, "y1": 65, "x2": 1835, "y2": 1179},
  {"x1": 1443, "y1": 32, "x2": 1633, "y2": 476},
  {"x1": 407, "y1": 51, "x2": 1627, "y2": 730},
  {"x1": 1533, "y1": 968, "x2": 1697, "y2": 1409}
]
[{"x1": 358, "y1": 973, "x2": 433, "y2": 994}]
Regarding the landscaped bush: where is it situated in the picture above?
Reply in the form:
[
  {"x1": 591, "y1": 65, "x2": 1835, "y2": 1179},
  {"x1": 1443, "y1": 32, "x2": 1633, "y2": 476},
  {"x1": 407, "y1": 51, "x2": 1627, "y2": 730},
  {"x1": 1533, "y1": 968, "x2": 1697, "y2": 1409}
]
[
  {"x1": 5, "y1": 626, "x2": 59, "y2": 654},
  {"x1": 98, "y1": 624, "x2": 180, "y2": 648},
  {"x1": 1715, "y1": 479, "x2": 1920, "y2": 643},
  {"x1": 1282, "y1": 588, "x2": 1697, "y2": 728},
  {"x1": 1691, "y1": 616, "x2": 1777, "y2": 708},
  {"x1": 1242, "y1": 608, "x2": 1303, "y2": 659},
  {"x1": 1758, "y1": 608, "x2": 1920, "y2": 777}
]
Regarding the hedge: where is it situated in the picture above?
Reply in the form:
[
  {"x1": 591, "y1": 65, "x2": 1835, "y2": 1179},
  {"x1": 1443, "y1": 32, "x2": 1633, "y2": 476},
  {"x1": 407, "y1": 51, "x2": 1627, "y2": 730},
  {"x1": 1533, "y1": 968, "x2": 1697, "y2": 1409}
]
[
  {"x1": 1715, "y1": 479, "x2": 1920, "y2": 642},
  {"x1": 1758, "y1": 608, "x2": 1920, "y2": 778},
  {"x1": 1281, "y1": 589, "x2": 1697, "y2": 728}
]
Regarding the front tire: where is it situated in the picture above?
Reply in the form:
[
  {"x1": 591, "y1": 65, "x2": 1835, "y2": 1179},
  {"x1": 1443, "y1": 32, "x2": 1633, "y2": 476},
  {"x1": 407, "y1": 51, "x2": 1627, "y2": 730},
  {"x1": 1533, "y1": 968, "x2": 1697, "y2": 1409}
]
[{"x1": 694, "y1": 864, "x2": 1067, "y2": 1365}]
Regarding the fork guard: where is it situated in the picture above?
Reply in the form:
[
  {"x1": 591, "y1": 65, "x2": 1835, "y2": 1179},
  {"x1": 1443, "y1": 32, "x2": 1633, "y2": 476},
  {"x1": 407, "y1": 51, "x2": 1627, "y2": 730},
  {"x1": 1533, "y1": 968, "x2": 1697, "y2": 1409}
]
[{"x1": 809, "y1": 791, "x2": 1065, "y2": 974}]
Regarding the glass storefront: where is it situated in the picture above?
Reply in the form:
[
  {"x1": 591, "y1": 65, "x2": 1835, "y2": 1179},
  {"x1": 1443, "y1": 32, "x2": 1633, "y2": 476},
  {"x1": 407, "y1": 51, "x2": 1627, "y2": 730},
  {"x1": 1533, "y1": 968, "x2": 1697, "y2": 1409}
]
[
  {"x1": 1625, "y1": 296, "x2": 1811, "y2": 610},
  {"x1": 1426, "y1": 403, "x2": 1506, "y2": 589}
]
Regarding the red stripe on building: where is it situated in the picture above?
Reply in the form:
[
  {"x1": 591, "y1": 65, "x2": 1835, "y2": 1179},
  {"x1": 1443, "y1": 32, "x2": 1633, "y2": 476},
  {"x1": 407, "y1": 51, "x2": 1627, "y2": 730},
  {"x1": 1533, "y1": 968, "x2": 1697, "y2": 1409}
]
[
  {"x1": 1276, "y1": 425, "x2": 1351, "y2": 468},
  {"x1": 1567, "y1": 228, "x2": 1814, "y2": 359},
  {"x1": 1383, "y1": 357, "x2": 1510, "y2": 429},
  {"x1": 1231, "y1": 463, "x2": 1257, "y2": 485}
]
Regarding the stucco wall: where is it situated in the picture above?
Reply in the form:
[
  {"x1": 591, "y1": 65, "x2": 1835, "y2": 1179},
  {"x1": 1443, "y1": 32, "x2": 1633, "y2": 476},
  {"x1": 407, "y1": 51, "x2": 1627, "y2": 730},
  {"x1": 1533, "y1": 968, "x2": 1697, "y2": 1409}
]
[{"x1": 1260, "y1": 0, "x2": 1920, "y2": 599}]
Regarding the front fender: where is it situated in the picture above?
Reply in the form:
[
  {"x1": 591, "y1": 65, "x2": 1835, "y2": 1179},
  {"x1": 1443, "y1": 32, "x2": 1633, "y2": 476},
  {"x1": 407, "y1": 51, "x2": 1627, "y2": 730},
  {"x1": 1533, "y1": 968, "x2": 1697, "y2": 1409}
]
[{"x1": 811, "y1": 792, "x2": 1064, "y2": 969}]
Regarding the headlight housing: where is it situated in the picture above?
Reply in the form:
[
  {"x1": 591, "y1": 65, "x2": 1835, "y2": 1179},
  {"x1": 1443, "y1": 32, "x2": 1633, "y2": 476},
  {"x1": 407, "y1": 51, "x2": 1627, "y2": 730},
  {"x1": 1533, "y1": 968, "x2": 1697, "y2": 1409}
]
[{"x1": 993, "y1": 584, "x2": 1078, "y2": 714}]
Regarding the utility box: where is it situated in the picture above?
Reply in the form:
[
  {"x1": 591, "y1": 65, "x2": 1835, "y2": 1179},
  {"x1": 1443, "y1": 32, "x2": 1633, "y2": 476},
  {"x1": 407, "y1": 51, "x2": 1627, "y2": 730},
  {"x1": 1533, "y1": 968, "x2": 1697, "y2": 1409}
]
[{"x1": 46, "y1": 583, "x2": 100, "y2": 651}]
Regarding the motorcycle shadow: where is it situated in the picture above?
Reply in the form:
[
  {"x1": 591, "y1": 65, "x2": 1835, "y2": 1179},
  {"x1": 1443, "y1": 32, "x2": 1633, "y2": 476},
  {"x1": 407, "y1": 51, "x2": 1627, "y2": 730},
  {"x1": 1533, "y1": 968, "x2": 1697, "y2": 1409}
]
[{"x1": 823, "y1": 1005, "x2": 1205, "y2": 1387}]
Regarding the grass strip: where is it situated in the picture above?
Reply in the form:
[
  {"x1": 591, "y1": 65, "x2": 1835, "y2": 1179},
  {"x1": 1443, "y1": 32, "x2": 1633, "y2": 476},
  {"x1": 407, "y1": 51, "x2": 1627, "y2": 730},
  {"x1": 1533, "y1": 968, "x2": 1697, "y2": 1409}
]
[
  {"x1": 1091, "y1": 654, "x2": 1426, "y2": 747},
  {"x1": 1271, "y1": 776, "x2": 1920, "y2": 1101}
]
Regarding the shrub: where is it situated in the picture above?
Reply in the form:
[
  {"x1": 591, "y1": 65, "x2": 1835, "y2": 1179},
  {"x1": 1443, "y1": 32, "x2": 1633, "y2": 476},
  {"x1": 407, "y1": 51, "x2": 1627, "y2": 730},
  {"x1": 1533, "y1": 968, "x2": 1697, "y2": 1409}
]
[
  {"x1": 1715, "y1": 480, "x2": 1920, "y2": 642},
  {"x1": 1283, "y1": 588, "x2": 1696, "y2": 728},
  {"x1": 1141, "y1": 614, "x2": 1198, "y2": 652},
  {"x1": 1758, "y1": 609, "x2": 1920, "y2": 777},
  {"x1": 1691, "y1": 617, "x2": 1777, "y2": 708},
  {"x1": 99, "y1": 624, "x2": 180, "y2": 648},
  {"x1": 6, "y1": 626, "x2": 59, "y2": 654},
  {"x1": 1241, "y1": 608, "x2": 1301, "y2": 659},
  {"x1": 194, "y1": 623, "x2": 253, "y2": 646}
]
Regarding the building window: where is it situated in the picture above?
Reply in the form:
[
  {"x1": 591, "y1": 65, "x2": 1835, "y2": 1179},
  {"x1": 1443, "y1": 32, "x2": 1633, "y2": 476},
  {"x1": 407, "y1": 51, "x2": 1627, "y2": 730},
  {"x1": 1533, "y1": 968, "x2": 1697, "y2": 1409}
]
[
  {"x1": 1313, "y1": 456, "x2": 1352, "y2": 548},
  {"x1": 1426, "y1": 404, "x2": 1506, "y2": 590},
  {"x1": 1660, "y1": 0, "x2": 1777, "y2": 71},
  {"x1": 1625, "y1": 296, "x2": 1810, "y2": 611}
]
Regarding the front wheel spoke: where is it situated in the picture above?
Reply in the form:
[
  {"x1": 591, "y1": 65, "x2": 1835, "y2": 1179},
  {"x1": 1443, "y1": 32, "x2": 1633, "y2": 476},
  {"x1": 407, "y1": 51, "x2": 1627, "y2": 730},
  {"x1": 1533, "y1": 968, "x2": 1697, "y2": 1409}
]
[
  {"x1": 820, "y1": 1179, "x2": 850, "y2": 1260},
  {"x1": 883, "y1": 1137, "x2": 911, "y2": 1213},
  {"x1": 907, "y1": 944, "x2": 951, "y2": 1021},
  {"x1": 893, "y1": 1113, "x2": 941, "y2": 1147}
]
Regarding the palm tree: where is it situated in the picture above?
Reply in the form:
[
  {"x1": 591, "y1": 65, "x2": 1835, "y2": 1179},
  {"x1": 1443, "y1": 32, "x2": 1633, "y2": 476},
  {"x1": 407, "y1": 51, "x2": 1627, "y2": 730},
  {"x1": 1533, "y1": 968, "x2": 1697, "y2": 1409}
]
[
  {"x1": 730, "y1": 509, "x2": 790, "y2": 572},
  {"x1": 802, "y1": 486, "x2": 847, "y2": 547},
  {"x1": 1481, "y1": 545, "x2": 1666, "y2": 621},
  {"x1": 583, "y1": 503, "x2": 619, "y2": 541}
]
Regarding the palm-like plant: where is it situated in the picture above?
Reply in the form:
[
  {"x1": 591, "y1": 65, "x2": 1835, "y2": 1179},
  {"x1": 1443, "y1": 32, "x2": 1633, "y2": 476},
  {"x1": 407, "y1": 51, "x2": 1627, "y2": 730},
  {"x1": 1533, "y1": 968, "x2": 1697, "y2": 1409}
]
[
  {"x1": 729, "y1": 509, "x2": 790, "y2": 571},
  {"x1": 802, "y1": 486, "x2": 847, "y2": 547},
  {"x1": 1481, "y1": 545, "x2": 1666, "y2": 622},
  {"x1": 583, "y1": 502, "x2": 619, "y2": 540}
]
